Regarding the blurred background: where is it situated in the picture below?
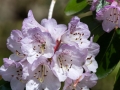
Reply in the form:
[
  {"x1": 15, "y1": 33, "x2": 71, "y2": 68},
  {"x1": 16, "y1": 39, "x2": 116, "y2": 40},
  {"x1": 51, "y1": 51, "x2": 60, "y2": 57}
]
[
  {"x1": 0, "y1": 0, "x2": 118, "y2": 90},
  {"x1": 0, "y1": 0, "x2": 71, "y2": 64}
]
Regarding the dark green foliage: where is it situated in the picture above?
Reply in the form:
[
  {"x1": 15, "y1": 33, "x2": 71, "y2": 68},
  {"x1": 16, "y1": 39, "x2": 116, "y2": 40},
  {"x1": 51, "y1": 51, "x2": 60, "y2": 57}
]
[
  {"x1": 96, "y1": 31, "x2": 120, "y2": 79},
  {"x1": 65, "y1": 0, "x2": 88, "y2": 15},
  {"x1": 113, "y1": 68, "x2": 120, "y2": 90}
]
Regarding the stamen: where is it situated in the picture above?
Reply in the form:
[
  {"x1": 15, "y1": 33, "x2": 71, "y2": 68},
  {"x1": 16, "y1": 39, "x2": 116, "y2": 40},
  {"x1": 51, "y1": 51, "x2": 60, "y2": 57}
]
[
  {"x1": 87, "y1": 56, "x2": 92, "y2": 60},
  {"x1": 39, "y1": 65, "x2": 45, "y2": 83},
  {"x1": 74, "y1": 76, "x2": 82, "y2": 87},
  {"x1": 16, "y1": 50, "x2": 20, "y2": 56},
  {"x1": 40, "y1": 44, "x2": 46, "y2": 55},
  {"x1": 57, "y1": 57, "x2": 62, "y2": 68},
  {"x1": 16, "y1": 50, "x2": 26, "y2": 57},
  {"x1": 16, "y1": 77, "x2": 19, "y2": 80},
  {"x1": 86, "y1": 60, "x2": 92, "y2": 66},
  {"x1": 33, "y1": 46, "x2": 36, "y2": 50},
  {"x1": 82, "y1": 33, "x2": 84, "y2": 36},
  {"x1": 34, "y1": 65, "x2": 48, "y2": 83},
  {"x1": 69, "y1": 64, "x2": 72, "y2": 68},
  {"x1": 57, "y1": 54, "x2": 73, "y2": 74},
  {"x1": 83, "y1": 68, "x2": 85, "y2": 73}
]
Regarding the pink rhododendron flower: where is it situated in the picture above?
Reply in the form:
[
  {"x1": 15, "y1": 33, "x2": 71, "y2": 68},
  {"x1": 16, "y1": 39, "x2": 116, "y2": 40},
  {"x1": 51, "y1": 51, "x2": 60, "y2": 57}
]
[
  {"x1": 84, "y1": 41, "x2": 99, "y2": 73},
  {"x1": 63, "y1": 73, "x2": 98, "y2": 90},
  {"x1": 52, "y1": 44, "x2": 87, "y2": 81},
  {"x1": 7, "y1": 30, "x2": 26, "y2": 61},
  {"x1": 22, "y1": 10, "x2": 47, "y2": 35},
  {"x1": 41, "y1": 18, "x2": 67, "y2": 41},
  {"x1": 90, "y1": 0, "x2": 99, "y2": 11},
  {"x1": 106, "y1": 0, "x2": 114, "y2": 3},
  {"x1": 26, "y1": 56, "x2": 60, "y2": 90},
  {"x1": 0, "y1": 10, "x2": 100, "y2": 90},
  {"x1": 0, "y1": 59, "x2": 28, "y2": 90},
  {"x1": 61, "y1": 16, "x2": 91, "y2": 49},
  {"x1": 21, "y1": 27, "x2": 55, "y2": 64},
  {"x1": 96, "y1": 1, "x2": 120, "y2": 32}
]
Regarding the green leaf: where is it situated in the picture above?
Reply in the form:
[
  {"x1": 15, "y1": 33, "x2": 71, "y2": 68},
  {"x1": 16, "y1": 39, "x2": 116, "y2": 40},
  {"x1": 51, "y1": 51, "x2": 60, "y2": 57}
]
[
  {"x1": 96, "y1": 0, "x2": 109, "y2": 11},
  {"x1": 60, "y1": 82, "x2": 64, "y2": 90},
  {"x1": 0, "y1": 79, "x2": 6, "y2": 86},
  {"x1": 116, "y1": 29, "x2": 120, "y2": 35},
  {"x1": 65, "y1": 0, "x2": 88, "y2": 15},
  {"x1": 80, "y1": 15, "x2": 120, "y2": 79},
  {"x1": 80, "y1": 11, "x2": 119, "y2": 79},
  {"x1": 113, "y1": 67, "x2": 120, "y2": 90},
  {"x1": 0, "y1": 82, "x2": 11, "y2": 90},
  {"x1": 96, "y1": 31, "x2": 120, "y2": 79}
]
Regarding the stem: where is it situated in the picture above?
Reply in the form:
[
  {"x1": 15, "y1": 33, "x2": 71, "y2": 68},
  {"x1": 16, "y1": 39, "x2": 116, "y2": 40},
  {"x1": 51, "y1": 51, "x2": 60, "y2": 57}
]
[
  {"x1": 78, "y1": 11, "x2": 92, "y2": 18},
  {"x1": 54, "y1": 40, "x2": 61, "y2": 53},
  {"x1": 48, "y1": 0, "x2": 57, "y2": 19}
]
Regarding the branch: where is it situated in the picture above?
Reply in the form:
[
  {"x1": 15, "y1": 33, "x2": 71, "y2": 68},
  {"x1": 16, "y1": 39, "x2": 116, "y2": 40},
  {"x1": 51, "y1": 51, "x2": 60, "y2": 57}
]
[{"x1": 48, "y1": 0, "x2": 57, "y2": 19}]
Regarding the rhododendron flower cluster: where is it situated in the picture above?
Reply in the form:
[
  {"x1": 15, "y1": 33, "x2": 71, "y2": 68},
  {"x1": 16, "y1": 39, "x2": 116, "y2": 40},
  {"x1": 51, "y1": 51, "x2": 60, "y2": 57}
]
[
  {"x1": 0, "y1": 10, "x2": 100, "y2": 90},
  {"x1": 91, "y1": 0, "x2": 120, "y2": 32}
]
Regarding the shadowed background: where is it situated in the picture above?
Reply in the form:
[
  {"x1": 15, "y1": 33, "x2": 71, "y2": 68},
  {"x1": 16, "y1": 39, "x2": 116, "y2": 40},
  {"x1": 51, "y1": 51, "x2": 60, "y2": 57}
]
[
  {"x1": 0, "y1": 0, "x2": 70, "y2": 64},
  {"x1": 0, "y1": 0, "x2": 118, "y2": 90}
]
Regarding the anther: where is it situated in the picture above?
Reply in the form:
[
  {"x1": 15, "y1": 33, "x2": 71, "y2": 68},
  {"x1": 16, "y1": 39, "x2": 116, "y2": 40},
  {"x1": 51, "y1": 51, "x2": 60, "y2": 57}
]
[
  {"x1": 83, "y1": 68, "x2": 85, "y2": 73},
  {"x1": 87, "y1": 56, "x2": 92, "y2": 60},
  {"x1": 90, "y1": 71, "x2": 93, "y2": 73},
  {"x1": 16, "y1": 77, "x2": 19, "y2": 80},
  {"x1": 33, "y1": 46, "x2": 36, "y2": 50},
  {"x1": 70, "y1": 64, "x2": 72, "y2": 68}
]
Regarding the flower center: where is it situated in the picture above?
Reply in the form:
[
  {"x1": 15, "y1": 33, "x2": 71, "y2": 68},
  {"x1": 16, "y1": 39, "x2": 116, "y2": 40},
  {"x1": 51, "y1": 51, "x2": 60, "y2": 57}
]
[
  {"x1": 86, "y1": 55, "x2": 93, "y2": 66},
  {"x1": 11, "y1": 68, "x2": 26, "y2": 83},
  {"x1": 32, "y1": 42, "x2": 46, "y2": 57},
  {"x1": 32, "y1": 33, "x2": 47, "y2": 57},
  {"x1": 57, "y1": 52, "x2": 73, "y2": 74},
  {"x1": 16, "y1": 50, "x2": 26, "y2": 57},
  {"x1": 106, "y1": 7, "x2": 120, "y2": 28},
  {"x1": 70, "y1": 31, "x2": 85, "y2": 44},
  {"x1": 33, "y1": 65, "x2": 48, "y2": 83}
]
